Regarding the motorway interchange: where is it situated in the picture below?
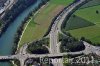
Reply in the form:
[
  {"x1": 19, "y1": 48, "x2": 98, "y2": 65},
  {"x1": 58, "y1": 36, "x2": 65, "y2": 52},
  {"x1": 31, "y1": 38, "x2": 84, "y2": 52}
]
[{"x1": 0, "y1": 0, "x2": 100, "y2": 66}]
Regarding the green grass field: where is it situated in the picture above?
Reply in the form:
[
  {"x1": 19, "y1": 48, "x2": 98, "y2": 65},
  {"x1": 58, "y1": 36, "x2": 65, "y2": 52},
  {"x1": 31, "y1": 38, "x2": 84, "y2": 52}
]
[
  {"x1": 75, "y1": 5, "x2": 100, "y2": 24},
  {"x1": 65, "y1": 15, "x2": 95, "y2": 30},
  {"x1": 19, "y1": 0, "x2": 74, "y2": 47},
  {"x1": 69, "y1": 26, "x2": 100, "y2": 43},
  {"x1": 80, "y1": 0, "x2": 100, "y2": 9},
  {"x1": 65, "y1": 4, "x2": 100, "y2": 44}
]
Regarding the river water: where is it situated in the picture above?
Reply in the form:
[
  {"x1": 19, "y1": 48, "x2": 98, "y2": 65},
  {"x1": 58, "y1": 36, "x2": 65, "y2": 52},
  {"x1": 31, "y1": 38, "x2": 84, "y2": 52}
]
[{"x1": 0, "y1": 0, "x2": 42, "y2": 66}]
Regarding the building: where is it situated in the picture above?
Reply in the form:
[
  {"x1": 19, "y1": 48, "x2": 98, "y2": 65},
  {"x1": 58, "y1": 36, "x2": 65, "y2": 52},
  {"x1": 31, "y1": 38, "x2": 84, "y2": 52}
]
[{"x1": 0, "y1": 0, "x2": 10, "y2": 14}]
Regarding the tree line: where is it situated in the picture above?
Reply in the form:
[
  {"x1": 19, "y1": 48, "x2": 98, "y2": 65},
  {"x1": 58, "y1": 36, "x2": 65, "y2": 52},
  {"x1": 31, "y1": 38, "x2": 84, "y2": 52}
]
[
  {"x1": 27, "y1": 38, "x2": 49, "y2": 54},
  {"x1": 59, "y1": 33, "x2": 85, "y2": 52},
  {"x1": 11, "y1": 0, "x2": 50, "y2": 54}
]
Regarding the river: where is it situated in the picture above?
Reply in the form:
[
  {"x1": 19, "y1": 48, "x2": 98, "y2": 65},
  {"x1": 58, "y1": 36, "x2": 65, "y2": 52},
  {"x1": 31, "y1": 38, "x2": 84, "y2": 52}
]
[{"x1": 0, "y1": 0, "x2": 42, "y2": 66}]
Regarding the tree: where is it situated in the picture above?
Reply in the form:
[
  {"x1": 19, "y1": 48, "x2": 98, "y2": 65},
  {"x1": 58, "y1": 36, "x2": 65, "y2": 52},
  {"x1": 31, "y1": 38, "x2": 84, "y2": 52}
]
[
  {"x1": 96, "y1": 10, "x2": 99, "y2": 14},
  {"x1": 27, "y1": 39, "x2": 49, "y2": 54},
  {"x1": 81, "y1": 37, "x2": 85, "y2": 41},
  {"x1": 60, "y1": 34, "x2": 85, "y2": 52}
]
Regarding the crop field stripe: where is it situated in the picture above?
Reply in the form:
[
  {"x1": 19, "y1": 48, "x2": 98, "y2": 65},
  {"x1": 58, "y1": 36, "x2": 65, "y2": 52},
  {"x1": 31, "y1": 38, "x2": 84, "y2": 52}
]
[
  {"x1": 68, "y1": 25, "x2": 100, "y2": 43},
  {"x1": 80, "y1": 4, "x2": 100, "y2": 10},
  {"x1": 65, "y1": 15, "x2": 95, "y2": 30},
  {"x1": 75, "y1": 5, "x2": 100, "y2": 24},
  {"x1": 79, "y1": 0, "x2": 100, "y2": 9}
]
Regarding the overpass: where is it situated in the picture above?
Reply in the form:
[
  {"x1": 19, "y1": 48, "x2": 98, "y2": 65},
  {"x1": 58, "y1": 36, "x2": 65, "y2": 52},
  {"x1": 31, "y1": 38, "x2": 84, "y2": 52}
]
[
  {"x1": 0, "y1": 51, "x2": 84, "y2": 60},
  {"x1": 0, "y1": 51, "x2": 84, "y2": 66}
]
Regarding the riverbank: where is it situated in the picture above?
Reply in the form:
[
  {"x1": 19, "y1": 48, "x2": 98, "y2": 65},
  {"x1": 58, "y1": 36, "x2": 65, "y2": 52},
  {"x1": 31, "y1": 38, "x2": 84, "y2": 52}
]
[
  {"x1": 0, "y1": 0, "x2": 44, "y2": 66},
  {"x1": 11, "y1": 0, "x2": 50, "y2": 66},
  {"x1": 17, "y1": 1, "x2": 50, "y2": 49},
  {"x1": 0, "y1": 0, "x2": 38, "y2": 38}
]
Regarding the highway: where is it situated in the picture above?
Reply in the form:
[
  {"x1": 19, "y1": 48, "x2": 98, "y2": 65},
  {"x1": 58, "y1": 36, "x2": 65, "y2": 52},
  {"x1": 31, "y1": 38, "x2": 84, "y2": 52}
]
[
  {"x1": 83, "y1": 41, "x2": 100, "y2": 55},
  {"x1": 50, "y1": 28, "x2": 59, "y2": 54},
  {"x1": 49, "y1": 0, "x2": 86, "y2": 66},
  {"x1": 49, "y1": 0, "x2": 86, "y2": 53},
  {"x1": 1, "y1": 0, "x2": 100, "y2": 66},
  {"x1": 16, "y1": 42, "x2": 84, "y2": 66}
]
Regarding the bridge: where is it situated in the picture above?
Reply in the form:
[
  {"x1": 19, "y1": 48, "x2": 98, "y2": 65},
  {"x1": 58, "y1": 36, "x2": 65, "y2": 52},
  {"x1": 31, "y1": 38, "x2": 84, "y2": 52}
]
[
  {"x1": 0, "y1": 52, "x2": 84, "y2": 60},
  {"x1": 0, "y1": 52, "x2": 84, "y2": 65}
]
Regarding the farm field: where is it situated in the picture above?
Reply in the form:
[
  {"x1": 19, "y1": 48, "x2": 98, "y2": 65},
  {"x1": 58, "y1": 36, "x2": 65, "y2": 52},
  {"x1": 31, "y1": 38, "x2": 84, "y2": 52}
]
[
  {"x1": 69, "y1": 25, "x2": 100, "y2": 44},
  {"x1": 19, "y1": 0, "x2": 74, "y2": 47},
  {"x1": 65, "y1": 15, "x2": 95, "y2": 30},
  {"x1": 80, "y1": 0, "x2": 100, "y2": 9},
  {"x1": 65, "y1": 2, "x2": 100, "y2": 44},
  {"x1": 75, "y1": 5, "x2": 100, "y2": 24}
]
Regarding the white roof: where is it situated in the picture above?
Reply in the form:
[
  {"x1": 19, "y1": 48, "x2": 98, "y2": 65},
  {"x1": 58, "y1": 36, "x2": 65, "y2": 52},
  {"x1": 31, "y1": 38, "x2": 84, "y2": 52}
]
[{"x1": 0, "y1": 8, "x2": 4, "y2": 14}]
